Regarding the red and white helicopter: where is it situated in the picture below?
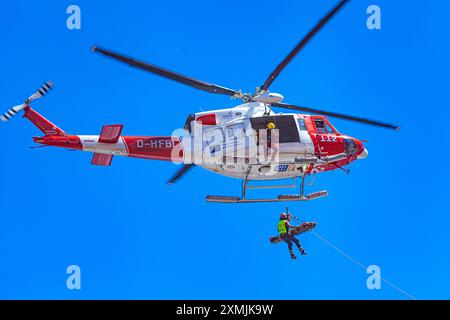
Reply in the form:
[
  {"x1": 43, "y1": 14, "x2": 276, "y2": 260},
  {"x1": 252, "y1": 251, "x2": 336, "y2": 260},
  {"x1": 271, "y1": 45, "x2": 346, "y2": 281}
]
[{"x1": 1, "y1": 0, "x2": 399, "y2": 203}]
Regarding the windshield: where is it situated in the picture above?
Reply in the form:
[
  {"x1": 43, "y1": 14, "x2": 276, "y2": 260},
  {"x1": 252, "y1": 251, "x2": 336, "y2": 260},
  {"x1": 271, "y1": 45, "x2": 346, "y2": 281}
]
[{"x1": 314, "y1": 118, "x2": 337, "y2": 134}]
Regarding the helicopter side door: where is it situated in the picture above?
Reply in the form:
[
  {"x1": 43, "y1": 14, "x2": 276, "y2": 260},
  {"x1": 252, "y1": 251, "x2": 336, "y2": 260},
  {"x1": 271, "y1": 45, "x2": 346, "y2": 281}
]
[
  {"x1": 311, "y1": 116, "x2": 344, "y2": 156},
  {"x1": 249, "y1": 115, "x2": 300, "y2": 144},
  {"x1": 249, "y1": 115, "x2": 301, "y2": 165}
]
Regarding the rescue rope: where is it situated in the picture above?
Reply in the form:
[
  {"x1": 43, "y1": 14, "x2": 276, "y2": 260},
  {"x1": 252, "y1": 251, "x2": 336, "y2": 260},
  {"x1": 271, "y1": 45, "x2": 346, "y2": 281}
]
[{"x1": 290, "y1": 215, "x2": 416, "y2": 300}]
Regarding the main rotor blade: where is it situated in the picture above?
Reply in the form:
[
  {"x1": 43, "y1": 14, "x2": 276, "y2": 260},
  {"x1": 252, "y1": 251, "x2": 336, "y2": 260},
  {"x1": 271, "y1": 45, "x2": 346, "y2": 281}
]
[
  {"x1": 92, "y1": 46, "x2": 238, "y2": 97},
  {"x1": 167, "y1": 164, "x2": 195, "y2": 185},
  {"x1": 260, "y1": 0, "x2": 349, "y2": 92},
  {"x1": 272, "y1": 102, "x2": 400, "y2": 131}
]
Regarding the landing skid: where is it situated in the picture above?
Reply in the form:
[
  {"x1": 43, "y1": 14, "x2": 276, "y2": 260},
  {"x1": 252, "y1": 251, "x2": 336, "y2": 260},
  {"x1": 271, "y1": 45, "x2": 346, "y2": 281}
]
[
  {"x1": 206, "y1": 192, "x2": 328, "y2": 203},
  {"x1": 206, "y1": 173, "x2": 328, "y2": 203}
]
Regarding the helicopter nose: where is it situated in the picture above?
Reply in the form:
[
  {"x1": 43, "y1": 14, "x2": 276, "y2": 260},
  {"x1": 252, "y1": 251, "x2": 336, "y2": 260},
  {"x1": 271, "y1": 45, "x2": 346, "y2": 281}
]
[{"x1": 357, "y1": 147, "x2": 368, "y2": 159}]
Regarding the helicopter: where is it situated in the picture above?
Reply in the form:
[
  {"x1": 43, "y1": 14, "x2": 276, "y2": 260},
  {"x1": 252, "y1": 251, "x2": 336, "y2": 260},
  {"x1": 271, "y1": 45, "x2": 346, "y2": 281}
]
[{"x1": 1, "y1": 0, "x2": 399, "y2": 203}]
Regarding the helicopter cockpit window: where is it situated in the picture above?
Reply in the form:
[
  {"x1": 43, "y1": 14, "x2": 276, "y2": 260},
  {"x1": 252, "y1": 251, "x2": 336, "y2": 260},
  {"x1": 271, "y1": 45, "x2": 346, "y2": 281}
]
[
  {"x1": 344, "y1": 139, "x2": 358, "y2": 154},
  {"x1": 297, "y1": 118, "x2": 307, "y2": 131},
  {"x1": 324, "y1": 121, "x2": 336, "y2": 134},
  {"x1": 314, "y1": 119, "x2": 327, "y2": 134}
]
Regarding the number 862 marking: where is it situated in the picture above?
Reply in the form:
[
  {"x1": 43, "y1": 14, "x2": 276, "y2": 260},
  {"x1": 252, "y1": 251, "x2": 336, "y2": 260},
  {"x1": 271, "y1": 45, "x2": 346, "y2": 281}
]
[{"x1": 320, "y1": 135, "x2": 337, "y2": 142}]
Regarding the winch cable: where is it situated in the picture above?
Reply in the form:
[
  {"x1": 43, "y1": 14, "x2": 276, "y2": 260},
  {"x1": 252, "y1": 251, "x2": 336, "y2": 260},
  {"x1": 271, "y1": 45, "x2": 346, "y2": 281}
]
[{"x1": 290, "y1": 214, "x2": 416, "y2": 300}]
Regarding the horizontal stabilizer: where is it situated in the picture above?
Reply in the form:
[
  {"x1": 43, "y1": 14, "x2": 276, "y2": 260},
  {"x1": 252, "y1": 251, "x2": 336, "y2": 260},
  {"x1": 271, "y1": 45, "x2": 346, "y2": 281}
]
[
  {"x1": 98, "y1": 124, "x2": 123, "y2": 144},
  {"x1": 91, "y1": 153, "x2": 113, "y2": 166}
]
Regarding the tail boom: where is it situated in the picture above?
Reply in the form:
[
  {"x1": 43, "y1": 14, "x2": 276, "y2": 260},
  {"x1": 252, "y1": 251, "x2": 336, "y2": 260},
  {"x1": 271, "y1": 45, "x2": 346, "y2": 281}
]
[
  {"x1": 25, "y1": 108, "x2": 184, "y2": 164},
  {"x1": 33, "y1": 135, "x2": 82, "y2": 150},
  {"x1": 122, "y1": 136, "x2": 183, "y2": 162},
  {"x1": 77, "y1": 135, "x2": 184, "y2": 162},
  {"x1": 35, "y1": 133, "x2": 184, "y2": 162}
]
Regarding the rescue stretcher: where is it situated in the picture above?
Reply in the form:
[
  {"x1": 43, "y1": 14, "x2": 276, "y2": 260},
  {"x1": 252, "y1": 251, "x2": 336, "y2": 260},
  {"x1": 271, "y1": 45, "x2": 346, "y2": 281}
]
[{"x1": 269, "y1": 222, "x2": 317, "y2": 244}]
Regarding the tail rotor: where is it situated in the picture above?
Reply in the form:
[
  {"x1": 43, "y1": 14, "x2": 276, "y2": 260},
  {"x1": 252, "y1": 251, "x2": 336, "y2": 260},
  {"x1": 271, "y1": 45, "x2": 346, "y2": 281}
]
[{"x1": 1, "y1": 81, "x2": 53, "y2": 122}]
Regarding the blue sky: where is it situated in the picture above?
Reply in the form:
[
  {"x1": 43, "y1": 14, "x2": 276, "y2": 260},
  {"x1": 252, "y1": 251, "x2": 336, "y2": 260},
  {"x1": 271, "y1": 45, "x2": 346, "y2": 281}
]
[{"x1": 0, "y1": 0, "x2": 449, "y2": 299}]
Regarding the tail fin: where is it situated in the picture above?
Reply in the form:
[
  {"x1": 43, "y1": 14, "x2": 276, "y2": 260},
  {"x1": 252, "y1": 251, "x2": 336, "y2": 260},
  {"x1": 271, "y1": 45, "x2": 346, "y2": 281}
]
[{"x1": 23, "y1": 106, "x2": 67, "y2": 136}]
